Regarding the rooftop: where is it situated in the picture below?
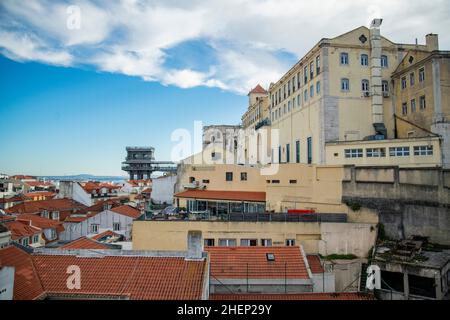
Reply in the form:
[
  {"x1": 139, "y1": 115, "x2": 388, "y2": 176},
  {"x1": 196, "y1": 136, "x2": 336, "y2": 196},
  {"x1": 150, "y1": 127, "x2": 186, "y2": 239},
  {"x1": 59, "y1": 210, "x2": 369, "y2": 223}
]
[
  {"x1": 0, "y1": 245, "x2": 207, "y2": 300},
  {"x1": 206, "y1": 246, "x2": 309, "y2": 279},
  {"x1": 110, "y1": 205, "x2": 142, "y2": 219},
  {"x1": 4, "y1": 220, "x2": 41, "y2": 240},
  {"x1": 60, "y1": 237, "x2": 114, "y2": 250},
  {"x1": 307, "y1": 255, "x2": 325, "y2": 273}
]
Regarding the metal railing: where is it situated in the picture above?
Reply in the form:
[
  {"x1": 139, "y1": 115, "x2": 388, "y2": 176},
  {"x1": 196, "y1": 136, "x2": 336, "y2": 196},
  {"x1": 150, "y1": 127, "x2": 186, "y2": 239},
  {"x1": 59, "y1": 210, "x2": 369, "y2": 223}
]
[{"x1": 152, "y1": 212, "x2": 347, "y2": 223}]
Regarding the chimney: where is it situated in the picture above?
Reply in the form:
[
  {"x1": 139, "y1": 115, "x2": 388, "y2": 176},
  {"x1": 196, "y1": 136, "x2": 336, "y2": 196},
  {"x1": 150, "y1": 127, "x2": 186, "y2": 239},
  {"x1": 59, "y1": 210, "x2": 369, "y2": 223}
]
[
  {"x1": 186, "y1": 230, "x2": 203, "y2": 260},
  {"x1": 426, "y1": 34, "x2": 439, "y2": 51},
  {"x1": 370, "y1": 18, "x2": 387, "y2": 138}
]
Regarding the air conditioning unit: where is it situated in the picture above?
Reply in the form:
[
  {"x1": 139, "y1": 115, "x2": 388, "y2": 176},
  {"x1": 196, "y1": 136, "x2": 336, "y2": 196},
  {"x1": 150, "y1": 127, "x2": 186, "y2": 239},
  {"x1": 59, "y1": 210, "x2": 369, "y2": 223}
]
[{"x1": 383, "y1": 92, "x2": 390, "y2": 97}]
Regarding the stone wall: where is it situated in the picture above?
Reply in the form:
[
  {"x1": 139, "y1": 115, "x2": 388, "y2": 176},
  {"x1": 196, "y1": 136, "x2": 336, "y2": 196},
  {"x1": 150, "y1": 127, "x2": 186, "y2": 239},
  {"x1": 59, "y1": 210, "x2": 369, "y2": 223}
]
[{"x1": 342, "y1": 166, "x2": 450, "y2": 244}]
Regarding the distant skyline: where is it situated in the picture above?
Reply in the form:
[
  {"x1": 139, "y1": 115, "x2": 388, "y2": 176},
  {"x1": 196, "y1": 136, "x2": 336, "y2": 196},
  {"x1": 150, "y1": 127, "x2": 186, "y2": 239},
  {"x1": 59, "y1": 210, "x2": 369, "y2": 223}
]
[{"x1": 1, "y1": 0, "x2": 450, "y2": 175}]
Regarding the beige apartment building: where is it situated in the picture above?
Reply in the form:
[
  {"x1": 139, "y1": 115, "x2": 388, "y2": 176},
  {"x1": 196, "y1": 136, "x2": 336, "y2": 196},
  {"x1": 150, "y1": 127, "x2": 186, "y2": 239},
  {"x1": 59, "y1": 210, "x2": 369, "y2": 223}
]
[{"x1": 266, "y1": 20, "x2": 448, "y2": 168}]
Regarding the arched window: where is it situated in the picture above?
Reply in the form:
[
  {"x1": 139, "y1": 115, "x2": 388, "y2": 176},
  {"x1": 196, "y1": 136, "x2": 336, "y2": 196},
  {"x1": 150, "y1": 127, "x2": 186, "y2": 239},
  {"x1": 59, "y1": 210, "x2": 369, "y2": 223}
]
[
  {"x1": 341, "y1": 78, "x2": 350, "y2": 91},
  {"x1": 361, "y1": 54, "x2": 369, "y2": 66},
  {"x1": 362, "y1": 79, "x2": 370, "y2": 92}
]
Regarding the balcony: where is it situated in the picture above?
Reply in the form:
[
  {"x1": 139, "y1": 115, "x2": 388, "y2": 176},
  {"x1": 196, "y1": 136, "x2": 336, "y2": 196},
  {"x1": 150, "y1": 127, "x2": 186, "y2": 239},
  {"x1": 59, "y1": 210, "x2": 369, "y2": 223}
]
[{"x1": 255, "y1": 118, "x2": 271, "y2": 130}]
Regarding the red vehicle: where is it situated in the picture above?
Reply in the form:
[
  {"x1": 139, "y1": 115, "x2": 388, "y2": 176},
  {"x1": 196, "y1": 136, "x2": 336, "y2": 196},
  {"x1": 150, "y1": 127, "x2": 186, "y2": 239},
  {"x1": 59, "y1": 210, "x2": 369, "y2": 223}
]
[{"x1": 287, "y1": 209, "x2": 316, "y2": 214}]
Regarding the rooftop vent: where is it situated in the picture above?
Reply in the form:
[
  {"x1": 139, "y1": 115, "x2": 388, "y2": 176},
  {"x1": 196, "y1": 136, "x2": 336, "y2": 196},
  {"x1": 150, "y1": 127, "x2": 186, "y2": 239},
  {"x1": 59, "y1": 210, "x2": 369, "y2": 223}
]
[{"x1": 266, "y1": 253, "x2": 275, "y2": 261}]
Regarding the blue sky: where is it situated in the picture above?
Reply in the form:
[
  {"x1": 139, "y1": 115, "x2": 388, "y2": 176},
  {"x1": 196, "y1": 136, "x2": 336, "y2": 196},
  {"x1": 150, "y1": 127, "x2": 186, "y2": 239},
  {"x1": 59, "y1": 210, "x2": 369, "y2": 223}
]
[{"x1": 1, "y1": 0, "x2": 449, "y2": 175}]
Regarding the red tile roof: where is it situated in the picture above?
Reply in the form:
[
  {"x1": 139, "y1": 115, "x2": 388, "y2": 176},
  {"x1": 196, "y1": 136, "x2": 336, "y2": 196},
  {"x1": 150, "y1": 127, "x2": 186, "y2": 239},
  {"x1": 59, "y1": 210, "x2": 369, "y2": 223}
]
[
  {"x1": 64, "y1": 213, "x2": 97, "y2": 223},
  {"x1": 23, "y1": 191, "x2": 56, "y2": 199},
  {"x1": 0, "y1": 246, "x2": 46, "y2": 300},
  {"x1": 0, "y1": 214, "x2": 16, "y2": 223},
  {"x1": 210, "y1": 293, "x2": 375, "y2": 300},
  {"x1": 142, "y1": 188, "x2": 152, "y2": 194},
  {"x1": 31, "y1": 254, "x2": 206, "y2": 299},
  {"x1": 11, "y1": 175, "x2": 36, "y2": 180},
  {"x1": 60, "y1": 237, "x2": 112, "y2": 250},
  {"x1": 0, "y1": 196, "x2": 25, "y2": 204},
  {"x1": 307, "y1": 255, "x2": 324, "y2": 273},
  {"x1": 91, "y1": 230, "x2": 121, "y2": 241},
  {"x1": 6, "y1": 199, "x2": 86, "y2": 221},
  {"x1": 4, "y1": 220, "x2": 42, "y2": 240},
  {"x1": 25, "y1": 181, "x2": 54, "y2": 187},
  {"x1": 17, "y1": 214, "x2": 64, "y2": 233},
  {"x1": 111, "y1": 205, "x2": 141, "y2": 219},
  {"x1": 175, "y1": 190, "x2": 266, "y2": 202},
  {"x1": 248, "y1": 84, "x2": 267, "y2": 95},
  {"x1": 206, "y1": 246, "x2": 309, "y2": 279}
]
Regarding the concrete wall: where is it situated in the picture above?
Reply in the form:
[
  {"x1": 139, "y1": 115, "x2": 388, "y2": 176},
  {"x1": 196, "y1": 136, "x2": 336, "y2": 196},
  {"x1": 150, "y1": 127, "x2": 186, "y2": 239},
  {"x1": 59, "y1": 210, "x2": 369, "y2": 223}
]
[
  {"x1": 132, "y1": 220, "x2": 376, "y2": 258},
  {"x1": 342, "y1": 165, "x2": 450, "y2": 244},
  {"x1": 0, "y1": 266, "x2": 14, "y2": 300},
  {"x1": 57, "y1": 181, "x2": 92, "y2": 206},
  {"x1": 61, "y1": 210, "x2": 134, "y2": 241},
  {"x1": 151, "y1": 175, "x2": 176, "y2": 205}
]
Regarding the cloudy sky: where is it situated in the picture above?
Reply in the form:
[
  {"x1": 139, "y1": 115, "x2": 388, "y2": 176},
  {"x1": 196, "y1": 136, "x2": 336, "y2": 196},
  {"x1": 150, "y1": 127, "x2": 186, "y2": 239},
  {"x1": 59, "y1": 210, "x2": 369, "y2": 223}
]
[{"x1": 0, "y1": 0, "x2": 449, "y2": 175}]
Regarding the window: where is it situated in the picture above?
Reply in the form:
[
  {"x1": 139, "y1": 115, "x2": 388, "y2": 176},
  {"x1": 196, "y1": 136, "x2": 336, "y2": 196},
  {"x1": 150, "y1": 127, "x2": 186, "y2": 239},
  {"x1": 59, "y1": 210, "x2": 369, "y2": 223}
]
[
  {"x1": 240, "y1": 172, "x2": 247, "y2": 181},
  {"x1": 204, "y1": 239, "x2": 215, "y2": 246},
  {"x1": 52, "y1": 211, "x2": 59, "y2": 220},
  {"x1": 219, "y1": 238, "x2": 236, "y2": 247},
  {"x1": 41, "y1": 210, "x2": 49, "y2": 219},
  {"x1": 361, "y1": 54, "x2": 368, "y2": 66},
  {"x1": 381, "y1": 55, "x2": 388, "y2": 68},
  {"x1": 22, "y1": 238, "x2": 29, "y2": 246},
  {"x1": 366, "y1": 148, "x2": 386, "y2": 158},
  {"x1": 297, "y1": 72, "x2": 301, "y2": 88},
  {"x1": 289, "y1": 180, "x2": 297, "y2": 184},
  {"x1": 278, "y1": 88, "x2": 281, "y2": 103},
  {"x1": 401, "y1": 77, "x2": 407, "y2": 89},
  {"x1": 362, "y1": 79, "x2": 369, "y2": 92},
  {"x1": 288, "y1": 80, "x2": 291, "y2": 96},
  {"x1": 340, "y1": 52, "x2": 349, "y2": 65},
  {"x1": 286, "y1": 239, "x2": 295, "y2": 246},
  {"x1": 32, "y1": 234, "x2": 39, "y2": 243},
  {"x1": 344, "y1": 149, "x2": 363, "y2": 158},
  {"x1": 304, "y1": 66, "x2": 308, "y2": 83},
  {"x1": 261, "y1": 239, "x2": 272, "y2": 247},
  {"x1": 316, "y1": 81, "x2": 321, "y2": 94},
  {"x1": 292, "y1": 97, "x2": 296, "y2": 109},
  {"x1": 286, "y1": 144, "x2": 290, "y2": 163},
  {"x1": 389, "y1": 147, "x2": 410, "y2": 157},
  {"x1": 310, "y1": 61, "x2": 314, "y2": 79},
  {"x1": 310, "y1": 85, "x2": 314, "y2": 97},
  {"x1": 316, "y1": 56, "x2": 321, "y2": 74},
  {"x1": 410, "y1": 72, "x2": 415, "y2": 86},
  {"x1": 202, "y1": 179, "x2": 210, "y2": 184},
  {"x1": 382, "y1": 80, "x2": 389, "y2": 93},
  {"x1": 288, "y1": 100, "x2": 291, "y2": 112},
  {"x1": 304, "y1": 89, "x2": 308, "y2": 101},
  {"x1": 297, "y1": 94, "x2": 301, "y2": 106},
  {"x1": 90, "y1": 224, "x2": 99, "y2": 233},
  {"x1": 402, "y1": 103, "x2": 408, "y2": 115},
  {"x1": 296, "y1": 140, "x2": 300, "y2": 163},
  {"x1": 225, "y1": 172, "x2": 233, "y2": 181},
  {"x1": 240, "y1": 239, "x2": 257, "y2": 246},
  {"x1": 271, "y1": 180, "x2": 280, "y2": 184},
  {"x1": 414, "y1": 146, "x2": 433, "y2": 156},
  {"x1": 278, "y1": 146, "x2": 281, "y2": 164},
  {"x1": 113, "y1": 222, "x2": 120, "y2": 231},
  {"x1": 284, "y1": 84, "x2": 286, "y2": 99},
  {"x1": 420, "y1": 96, "x2": 426, "y2": 110},
  {"x1": 411, "y1": 99, "x2": 416, "y2": 112},
  {"x1": 419, "y1": 67, "x2": 425, "y2": 82},
  {"x1": 292, "y1": 76, "x2": 296, "y2": 92},
  {"x1": 189, "y1": 176, "x2": 195, "y2": 183},
  {"x1": 50, "y1": 229, "x2": 56, "y2": 240},
  {"x1": 307, "y1": 137, "x2": 312, "y2": 164},
  {"x1": 341, "y1": 78, "x2": 350, "y2": 91}
]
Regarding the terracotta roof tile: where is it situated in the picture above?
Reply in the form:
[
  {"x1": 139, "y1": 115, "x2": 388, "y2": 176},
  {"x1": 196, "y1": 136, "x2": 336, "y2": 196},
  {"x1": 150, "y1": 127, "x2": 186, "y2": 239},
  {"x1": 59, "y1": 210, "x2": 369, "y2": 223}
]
[
  {"x1": 25, "y1": 181, "x2": 54, "y2": 187},
  {"x1": 248, "y1": 84, "x2": 267, "y2": 95},
  {"x1": 0, "y1": 246, "x2": 45, "y2": 300},
  {"x1": 6, "y1": 199, "x2": 86, "y2": 221},
  {"x1": 206, "y1": 246, "x2": 309, "y2": 279},
  {"x1": 31, "y1": 254, "x2": 206, "y2": 299},
  {"x1": 17, "y1": 214, "x2": 64, "y2": 233},
  {"x1": 4, "y1": 220, "x2": 42, "y2": 240},
  {"x1": 307, "y1": 255, "x2": 324, "y2": 273},
  {"x1": 23, "y1": 191, "x2": 56, "y2": 199},
  {"x1": 210, "y1": 293, "x2": 375, "y2": 300},
  {"x1": 60, "y1": 237, "x2": 112, "y2": 250},
  {"x1": 110, "y1": 205, "x2": 141, "y2": 219},
  {"x1": 91, "y1": 230, "x2": 121, "y2": 241},
  {"x1": 175, "y1": 190, "x2": 266, "y2": 202}
]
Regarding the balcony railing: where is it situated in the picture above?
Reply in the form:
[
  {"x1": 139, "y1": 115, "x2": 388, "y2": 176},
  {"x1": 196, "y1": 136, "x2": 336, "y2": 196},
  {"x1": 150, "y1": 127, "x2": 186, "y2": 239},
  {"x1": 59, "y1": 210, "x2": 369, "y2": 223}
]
[{"x1": 255, "y1": 118, "x2": 271, "y2": 130}]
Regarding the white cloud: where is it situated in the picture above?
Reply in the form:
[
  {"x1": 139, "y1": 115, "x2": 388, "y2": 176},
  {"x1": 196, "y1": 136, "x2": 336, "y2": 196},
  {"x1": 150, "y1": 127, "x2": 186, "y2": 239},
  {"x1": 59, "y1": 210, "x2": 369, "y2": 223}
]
[
  {"x1": 0, "y1": 30, "x2": 72, "y2": 66},
  {"x1": 0, "y1": 0, "x2": 449, "y2": 94}
]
